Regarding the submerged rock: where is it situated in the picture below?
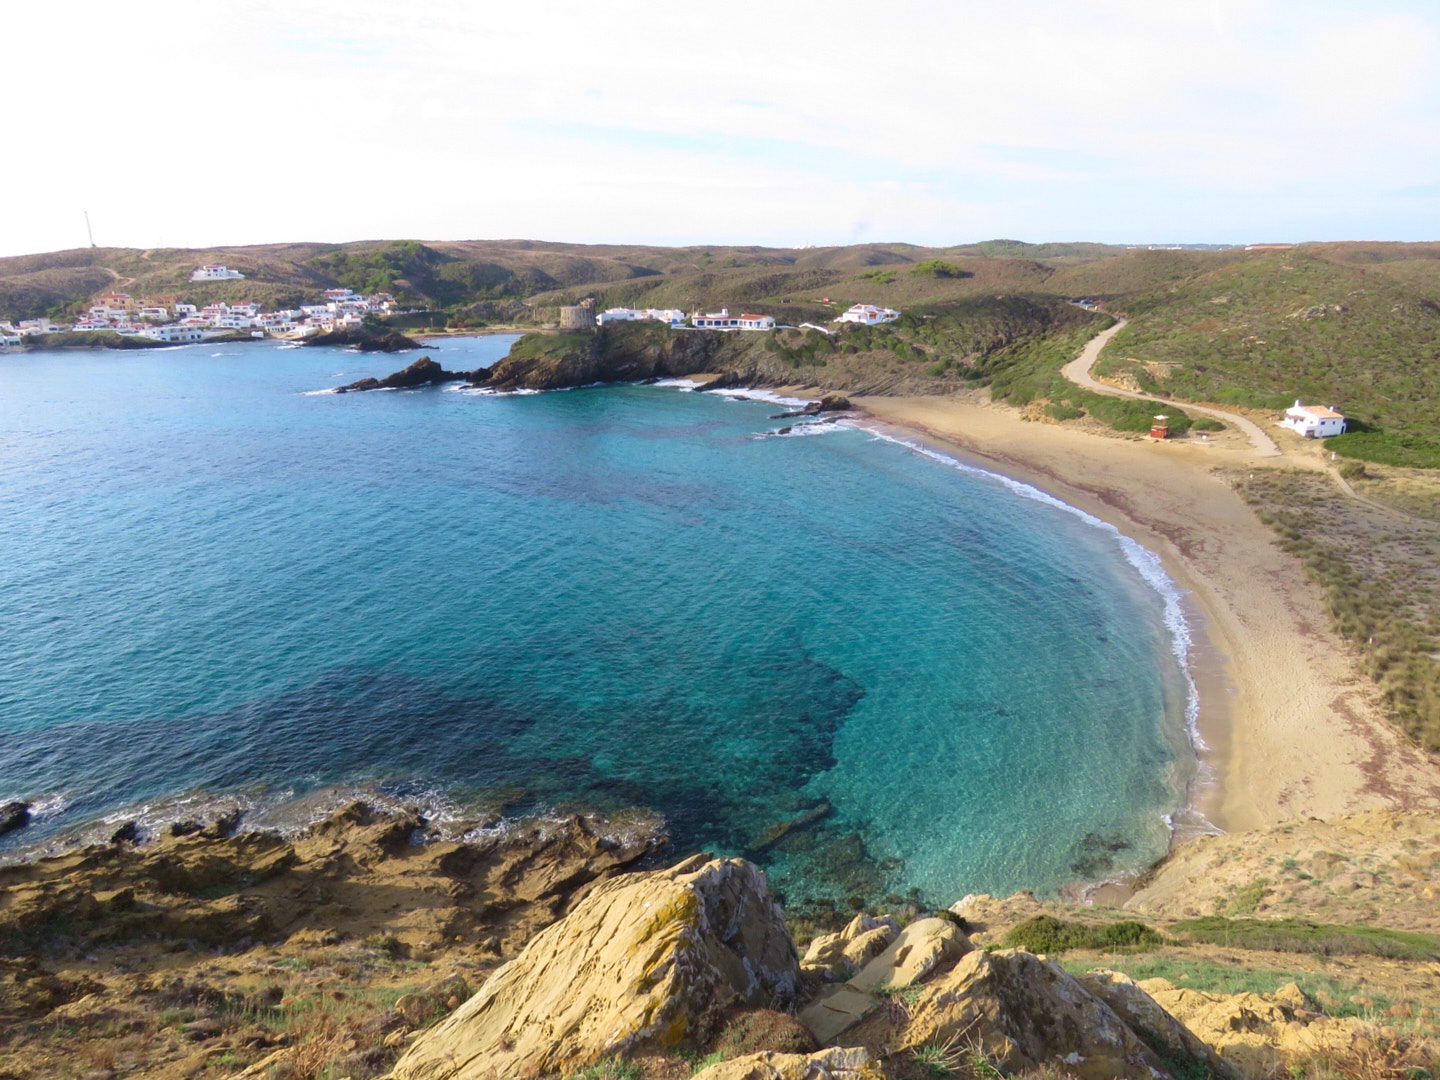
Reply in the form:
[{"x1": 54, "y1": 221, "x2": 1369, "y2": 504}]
[
  {"x1": 0, "y1": 800, "x2": 31, "y2": 837},
  {"x1": 392, "y1": 855, "x2": 800, "y2": 1080}
]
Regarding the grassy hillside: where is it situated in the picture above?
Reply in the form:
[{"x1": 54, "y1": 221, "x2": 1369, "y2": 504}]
[{"x1": 1094, "y1": 251, "x2": 1440, "y2": 463}]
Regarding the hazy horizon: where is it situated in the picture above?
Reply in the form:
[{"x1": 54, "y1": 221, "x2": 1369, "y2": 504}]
[{"x1": 5, "y1": 0, "x2": 1438, "y2": 258}]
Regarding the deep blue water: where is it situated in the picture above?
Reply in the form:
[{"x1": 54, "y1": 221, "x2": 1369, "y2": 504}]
[{"x1": 0, "y1": 337, "x2": 1195, "y2": 903}]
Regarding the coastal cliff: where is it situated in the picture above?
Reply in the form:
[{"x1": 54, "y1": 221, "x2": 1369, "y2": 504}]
[{"x1": 3, "y1": 804, "x2": 1436, "y2": 1080}]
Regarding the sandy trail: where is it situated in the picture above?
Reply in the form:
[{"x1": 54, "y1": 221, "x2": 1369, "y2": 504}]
[{"x1": 1060, "y1": 319, "x2": 1282, "y2": 457}]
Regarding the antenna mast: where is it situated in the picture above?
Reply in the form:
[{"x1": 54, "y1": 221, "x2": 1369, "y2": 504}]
[{"x1": 84, "y1": 211, "x2": 96, "y2": 248}]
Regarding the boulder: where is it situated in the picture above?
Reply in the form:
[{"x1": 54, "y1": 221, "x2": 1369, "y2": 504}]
[
  {"x1": 0, "y1": 801, "x2": 30, "y2": 837},
  {"x1": 1140, "y1": 978, "x2": 1365, "y2": 1079},
  {"x1": 798, "y1": 918, "x2": 970, "y2": 1045},
  {"x1": 391, "y1": 856, "x2": 800, "y2": 1080},
  {"x1": 902, "y1": 948, "x2": 1171, "y2": 1080},
  {"x1": 847, "y1": 918, "x2": 969, "y2": 992},
  {"x1": 769, "y1": 395, "x2": 853, "y2": 420},
  {"x1": 690, "y1": 1046, "x2": 874, "y2": 1080},
  {"x1": 800, "y1": 913, "x2": 900, "y2": 980},
  {"x1": 1079, "y1": 970, "x2": 1236, "y2": 1079}
]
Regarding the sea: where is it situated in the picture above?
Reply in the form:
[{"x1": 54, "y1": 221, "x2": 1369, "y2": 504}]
[{"x1": 0, "y1": 335, "x2": 1200, "y2": 905}]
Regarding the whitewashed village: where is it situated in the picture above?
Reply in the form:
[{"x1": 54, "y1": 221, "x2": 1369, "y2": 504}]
[
  {"x1": 580, "y1": 301, "x2": 901, "y2": 332},
  {"x1": 0, "y1": 264, "x2": 401, "y2": 347}
]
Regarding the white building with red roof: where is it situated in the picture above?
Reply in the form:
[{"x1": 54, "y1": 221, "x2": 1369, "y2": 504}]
[{"x1": 1281, "y1": 400, "x2": 1346, "y2": 438}]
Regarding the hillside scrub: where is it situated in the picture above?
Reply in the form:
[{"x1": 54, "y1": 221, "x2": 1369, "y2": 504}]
[
  {"x1": 1232, "y1": 469, "x2": 1440, "y2": 750},
  {"x1": 1096, "y1": 251, "x2": 1440, "y2": 459},
  {"x1": 1326, "y1": 430, "x2": 1440, "y2": 470}
]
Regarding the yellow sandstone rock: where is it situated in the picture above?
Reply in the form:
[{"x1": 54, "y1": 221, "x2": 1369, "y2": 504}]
[{"x1": 391, "y1": 855, "x2": 799, "y2": 1080}]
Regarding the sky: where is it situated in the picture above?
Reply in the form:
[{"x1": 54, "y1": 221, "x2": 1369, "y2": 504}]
[{"x1": 5, "y1": 0, "x2": 1439, "y2": 256}]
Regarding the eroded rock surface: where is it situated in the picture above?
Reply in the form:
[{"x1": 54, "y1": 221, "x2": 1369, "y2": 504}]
[
  {"x1": 903, "y1": 948, "x2": 1173, "y2": 1080},
  {"x1": 392, "y1": 855, "x2": 800, "y2": 1080}
]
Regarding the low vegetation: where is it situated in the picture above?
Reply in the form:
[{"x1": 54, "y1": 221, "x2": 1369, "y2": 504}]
[
  {"x1": 1002, "y1": 915, "x2": 1164, "y2": 954},
  {"x1": 1326, "y1": 430, "x2": 1440, "y2": 470},
  {"x1": 1232, "y1": 468, "x2": 1440, "y2": 749},
  {"x1": 1171, "y1": 917, "x2": 1440, "y2": 960}
]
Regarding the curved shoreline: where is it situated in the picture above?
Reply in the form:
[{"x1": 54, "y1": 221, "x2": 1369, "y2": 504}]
[
  {"x1": 849, "y1": 419, "x2": 1216, "y2": 840},
  {"x1": 851, "y1": 393, "x2": 1440, "y2": 837}
]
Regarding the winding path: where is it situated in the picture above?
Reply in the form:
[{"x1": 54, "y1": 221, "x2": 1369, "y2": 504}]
[{"x1": 1061, "y1": 319, "x2": 1282, "y2": 457}]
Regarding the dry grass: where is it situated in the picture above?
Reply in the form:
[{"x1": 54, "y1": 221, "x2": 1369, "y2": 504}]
[{"x1": 1230, "y1": 468, "x2": 1440, "y2": 749}]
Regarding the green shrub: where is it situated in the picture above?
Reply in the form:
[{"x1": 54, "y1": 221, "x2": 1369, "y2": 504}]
[
  {"x1": 1191, "y1": 416, "x2": 1226, "y2": 432},
  {"x1": 911, "y1": 259, "x2": 964, "y2": 279},
  {"x1": 1003, "y1": 915, "x2": 1163, "y2": 955},
  {"x1": 1325, "y1": 431, "x2": 1440, "y2": 470},
  {"x1": 1045, "y1": 403, "x2": 1085, "y2": 421}
]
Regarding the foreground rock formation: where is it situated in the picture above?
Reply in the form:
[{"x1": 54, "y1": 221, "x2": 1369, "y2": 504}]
[
  {"x1": 0, "y1": 800, "x2": 665, "y2": 963},
  {"x1": 2, "y1": 810, "x2": 1436, "y2": 1080},
  {"x1": 393, "y1": 855, "x2": 800, "y2": 1079}
]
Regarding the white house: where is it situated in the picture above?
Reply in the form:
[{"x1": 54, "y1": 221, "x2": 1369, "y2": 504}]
[
  {"x1": 191, "y1": 264, "x2": 245, "y2": 281},
  {"x1": 692, "y1": 308, "x2": 740, "y2": 329},
  {"x1": 144, "y1": 325, "x2": 212, "y2": 343},
  {"x1": 1280, "y1": 400, "x2": 1346, "y2": 438},
  {"x1": 596, "y1": 306, "x2": 689, "y2": 326},
  {"x1": 0, "y1": 331, "x2": 22, "y2": 348},
  {"x1": 836, "y1": 303, "x2": 901, "y2": 326},
  {"x1": 137, "y1": 306, "x2": 169, "y2": 321},
  {"x1": 690, "y1": 308, "x2": 774, "y2": 331}
]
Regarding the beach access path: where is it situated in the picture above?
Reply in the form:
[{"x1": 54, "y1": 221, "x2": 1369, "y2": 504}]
[{"x1": 1061, "y1": 319, "x2": 1283, "y2": 457}]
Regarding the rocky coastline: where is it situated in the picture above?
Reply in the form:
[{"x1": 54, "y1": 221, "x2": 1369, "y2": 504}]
[{"x1": 2, "y1": 801, "x2": 1436, "y2": 1080}]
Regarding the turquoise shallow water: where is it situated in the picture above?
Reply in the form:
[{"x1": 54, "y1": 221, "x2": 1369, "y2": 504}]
[{"x1": 0, "y1": 337, "x2": 1195, "y2": 903}]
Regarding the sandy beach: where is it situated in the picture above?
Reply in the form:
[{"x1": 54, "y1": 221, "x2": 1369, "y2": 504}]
[{"x1": 852, "y1": 393, "x2": 1440, "y2": 833}]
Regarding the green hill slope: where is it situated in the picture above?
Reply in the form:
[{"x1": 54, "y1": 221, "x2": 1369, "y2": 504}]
[{"x1": 1095, "y1": 251, "x2": 1440, "y2": 463}]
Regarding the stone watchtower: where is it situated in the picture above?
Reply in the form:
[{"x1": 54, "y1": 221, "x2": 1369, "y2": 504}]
[{"x1": 559, "y1": 299, "x2": 596, "y2": 331}]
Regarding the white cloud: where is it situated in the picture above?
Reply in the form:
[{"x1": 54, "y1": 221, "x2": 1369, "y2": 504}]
[{"x1": 2, "y1": 0, "x2": 1437, "y2": 255}]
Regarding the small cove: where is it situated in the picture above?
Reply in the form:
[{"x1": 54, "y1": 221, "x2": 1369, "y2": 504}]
[{"x1": 0, "y1": 337, "x2": 1197, "y2": 903}]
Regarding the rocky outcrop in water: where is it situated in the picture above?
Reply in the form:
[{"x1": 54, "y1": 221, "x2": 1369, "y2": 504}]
[
  {"x1": 304, "y1": 326, "x2": 424, "y2": 352},
  {"x1": 0, "y1": 800, "x2": 30, "y2": 837},
  {"x1": 392, "y1": 854, "x2": 801, "y2": 1080},
  {"x1": 337, "y1": 356, "x2": 471, "y2": 392},
  {"x1": 770, "y1": 395, "x2": 853, "y2": 420},
  {"x1": 471, "y1": 325, "x2": 730, "y2": 392}
]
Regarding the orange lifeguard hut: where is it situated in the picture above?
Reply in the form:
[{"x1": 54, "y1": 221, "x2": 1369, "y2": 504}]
[{"x1": 1149, "y1": 414, "x2": 1170, "y2": 440}]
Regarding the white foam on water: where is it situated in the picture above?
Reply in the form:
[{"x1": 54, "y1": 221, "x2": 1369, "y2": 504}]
[
  {"x1": 709, "y1": 387, "x2": 813, "y2": 408},
  {"x1": 651, "y1": 378, "x2": 704, "y2": 390},
  {"x1": 754, "y1": 421, "x2": 844, "y2": 439}
]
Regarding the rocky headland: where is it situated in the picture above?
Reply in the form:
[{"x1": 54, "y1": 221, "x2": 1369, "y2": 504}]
[
  {"x1": 2, "y1": 802, "x2": 1437, "y2": 1080},
  {"x1": 304, "y1": 326, "x2": 425, "y2": 353},
  {"x1": 336, "y1": 320, "x2": 943, "y2": 398}
]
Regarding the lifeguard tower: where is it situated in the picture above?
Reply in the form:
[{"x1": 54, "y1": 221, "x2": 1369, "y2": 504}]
[{"x1": 1149, "y1": 414, "x2": 1170, "y2": 440}]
